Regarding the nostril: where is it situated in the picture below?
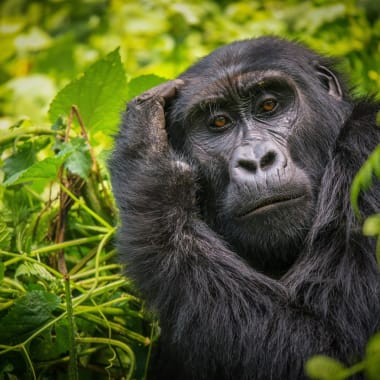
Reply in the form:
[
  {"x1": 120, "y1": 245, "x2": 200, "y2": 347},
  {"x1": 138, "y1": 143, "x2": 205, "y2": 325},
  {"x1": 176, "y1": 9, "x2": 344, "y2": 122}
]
[
  {"x1": 237, "y1": 159, "x2": 258, "y2": 173},
  {"x1": 260, "y1": 151, "x2": 277, "y2": 170}
]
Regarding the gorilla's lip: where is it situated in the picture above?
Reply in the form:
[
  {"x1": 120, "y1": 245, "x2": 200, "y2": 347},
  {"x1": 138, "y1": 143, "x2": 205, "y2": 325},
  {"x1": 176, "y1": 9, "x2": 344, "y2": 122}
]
[{"x1": 236, "y1": 193, "x2": 306, "y2": 218}]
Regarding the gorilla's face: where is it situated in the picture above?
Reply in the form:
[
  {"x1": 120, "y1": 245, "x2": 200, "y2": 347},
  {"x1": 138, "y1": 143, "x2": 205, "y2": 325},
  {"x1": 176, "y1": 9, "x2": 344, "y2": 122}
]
[{"x1": 167, "y1": 39, "x2": 350, "y2": 274}]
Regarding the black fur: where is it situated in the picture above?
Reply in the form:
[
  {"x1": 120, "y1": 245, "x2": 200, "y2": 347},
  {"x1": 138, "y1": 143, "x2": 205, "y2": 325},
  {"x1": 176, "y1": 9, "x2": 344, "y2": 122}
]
[{"x1": 109, "y1": 37, "x2": 380, "y2": 379}]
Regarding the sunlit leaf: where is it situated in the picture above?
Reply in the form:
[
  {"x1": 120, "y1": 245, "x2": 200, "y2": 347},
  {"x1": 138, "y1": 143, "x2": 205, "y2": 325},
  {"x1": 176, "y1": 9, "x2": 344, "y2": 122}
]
[
  {"x1": 363, "y1": 215, "x2": 380, "y2": 236},
  {"x1": 365, "y1": 333, "x2": 380, "y2": 380},
  {"x1": 305, "y1": 355, "x2": 346, "y2": 380},
  {"x1": 126, "y1": 74, "x2": 167, "y2": 101},
  {"x1": 15, "y1": 262, "x2": 55, "y2": 282},
  {"x1": 49, "y1": 48, "x2": 127, "y2": 136}
]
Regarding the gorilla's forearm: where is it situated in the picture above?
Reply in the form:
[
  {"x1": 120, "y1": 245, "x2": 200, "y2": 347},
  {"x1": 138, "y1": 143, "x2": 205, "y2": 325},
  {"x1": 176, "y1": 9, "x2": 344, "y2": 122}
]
[{"x1": 113, "y1": 152, "x2": 281, "y2": 307}]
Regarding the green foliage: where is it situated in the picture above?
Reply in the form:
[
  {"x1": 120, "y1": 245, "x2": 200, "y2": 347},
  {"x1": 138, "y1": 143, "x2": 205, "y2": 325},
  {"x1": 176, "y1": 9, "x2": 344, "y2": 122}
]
[
  {"x1": 4, "y1": 154, "x2": 69, "y2": 187},
  {"x1": 364, "y1": 215, "x2": 380, "y2": 237},
  {"x1": 126, "y1": 74, "x2": 167, "y2": 102},
  {"x1": 305, "y1": 355, "x2": 347, "y2": 380},
  {"x1": 365, "y1": 333, "x2": 380, "y2": 380},
  {"x1": 0, "y1": 49, "x2": 155, "y2": 379},
  {"x1": 0, "y1": 290, "x2": 60, "y2": 344},
  {"x1": 59, "y1": 137, "x2": 92, "y2": 179},
  {"x1": 306, "y1": 335, "x2": 380, "y2": 380},
  {"x1": 49, "y1": 49, "x2": 128, "y2": 137},
  {"x1": 0, "y1": 0, "x2": 379, "y2": 379}
]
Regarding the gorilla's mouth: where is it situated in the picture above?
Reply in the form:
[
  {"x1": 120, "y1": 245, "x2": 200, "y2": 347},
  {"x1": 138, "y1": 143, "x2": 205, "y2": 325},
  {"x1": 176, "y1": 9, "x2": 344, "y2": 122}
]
[{"x1": 237, "y1": 193, "x2": 306, "y2": 218}]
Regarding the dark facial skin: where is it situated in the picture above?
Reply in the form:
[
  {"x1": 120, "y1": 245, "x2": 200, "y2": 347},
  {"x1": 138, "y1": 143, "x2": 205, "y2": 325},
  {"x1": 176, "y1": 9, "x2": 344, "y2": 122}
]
[{"x1": 167, "y1": 47, "x2": 349, "y2": 275}]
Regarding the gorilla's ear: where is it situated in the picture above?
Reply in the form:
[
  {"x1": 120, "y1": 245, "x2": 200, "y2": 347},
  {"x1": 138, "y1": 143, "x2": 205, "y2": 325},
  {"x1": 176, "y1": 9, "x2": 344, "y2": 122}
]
[{"x1": 316, "y1": 65, "x2": 343, "y2": 100}]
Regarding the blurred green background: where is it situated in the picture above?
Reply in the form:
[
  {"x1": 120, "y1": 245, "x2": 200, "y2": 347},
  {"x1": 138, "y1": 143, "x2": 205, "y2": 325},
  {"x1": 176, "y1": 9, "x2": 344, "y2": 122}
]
[{"x1": 1, "y1": 0, "x2": 380, "y2": 129}]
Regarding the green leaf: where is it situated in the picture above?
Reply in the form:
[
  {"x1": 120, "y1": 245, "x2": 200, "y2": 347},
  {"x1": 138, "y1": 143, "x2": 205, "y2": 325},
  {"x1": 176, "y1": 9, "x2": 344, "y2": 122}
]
[
  {"x1": 49, "y1": 48, "x2": 127, "y2": 135},
  {"x1": 2, "y1": 137, "x2": 92, "y2": 186},
  {"x1": 0, "y1": 261, "x2": 4, "y2": 282},
  {"x1": 0, "y1": 221, "x2": 12, "y2": 250},
  {"x1": 305, "y1": 355, "x2": 345, "y2": 380},
  {"x1": 3, "y1": 141, "x2": 37, "y2": 178},
  {"x1": 29, "y1": 320, "x2": 70, "y2": 361},
  {"x1": 126, "y1": 74, "x2": 167, "y2": 101},
  {"x1": 15, "y1": 262, "x2": 55, "y2": 282},
  {"x1": 0, "y1": 290, "x2": 60, "y2": 344},
  {"x1": 363, "y1": 215, "x2": 380, "y2": 236},
  {"x1": 3, "y1": 154, "x2": 67, "y2": 186},
  {"x1": 63, "y1": 137, "x2": 92, "y2": 179},
  {"x1": 365, "y1": 333, "x2": 380, "y2": 380}
]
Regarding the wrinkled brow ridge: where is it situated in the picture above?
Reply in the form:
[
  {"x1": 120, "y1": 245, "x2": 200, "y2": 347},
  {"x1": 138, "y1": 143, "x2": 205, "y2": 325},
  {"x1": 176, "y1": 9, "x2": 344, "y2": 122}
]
[{"x1": 183, "y1": 69, "x2": 295, "y2": 116}]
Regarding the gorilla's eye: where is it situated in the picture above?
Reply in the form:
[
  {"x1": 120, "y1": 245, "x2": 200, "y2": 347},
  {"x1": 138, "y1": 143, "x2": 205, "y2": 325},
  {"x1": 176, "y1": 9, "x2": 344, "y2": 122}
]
[
  {"x1": 260, "y1": 98, "x2": 278, "y2": 113},
  {"x1": 210, "y1": 115, "x2": 230, "y2": 130}
]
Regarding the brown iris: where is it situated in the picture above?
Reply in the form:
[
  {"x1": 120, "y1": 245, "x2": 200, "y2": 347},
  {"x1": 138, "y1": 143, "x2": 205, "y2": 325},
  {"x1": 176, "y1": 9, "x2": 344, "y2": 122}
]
[
  {"x1": 212, "y1": 115, "x2": 228, "y2": 128},
  {"x1": 261, "y1": 99, "x2": 277, "y2": 112}
]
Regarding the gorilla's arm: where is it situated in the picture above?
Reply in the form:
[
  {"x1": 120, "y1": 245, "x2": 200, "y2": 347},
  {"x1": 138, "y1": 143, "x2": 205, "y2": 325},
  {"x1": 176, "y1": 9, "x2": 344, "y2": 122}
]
[
  {"x1": 285, "y1": 100, "x2": 380, "y2": 352},
  {"x1": 110, "y1": 82, "x2": 379, "y2": 378}
]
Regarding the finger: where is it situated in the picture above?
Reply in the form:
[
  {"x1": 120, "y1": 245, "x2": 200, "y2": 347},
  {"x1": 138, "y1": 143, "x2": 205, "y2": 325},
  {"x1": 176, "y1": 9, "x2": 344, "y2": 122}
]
[{"x1": 135, "y1": 79, "x2": 184, "y2": 107}]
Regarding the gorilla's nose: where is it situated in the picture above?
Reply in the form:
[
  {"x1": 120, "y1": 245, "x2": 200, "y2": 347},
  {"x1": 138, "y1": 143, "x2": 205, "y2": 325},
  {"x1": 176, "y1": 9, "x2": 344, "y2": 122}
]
[{"x1": 230, "y1": 141, "x2": 287, "y2": 182}]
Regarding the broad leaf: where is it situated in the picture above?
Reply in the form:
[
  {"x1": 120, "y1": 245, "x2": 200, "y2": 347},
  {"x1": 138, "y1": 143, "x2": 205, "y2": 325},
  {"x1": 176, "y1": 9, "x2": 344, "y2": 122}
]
[
  {"x1": 0, "y1": 290, "x2": 60, "y2": 344},
  {"x1": 366, "y1": 333, "x2": 380, "y2": 380},
  {"x1": 126, "y1": 74, "x2": 167, "y2": 101},
  {"x1": 3, "y1": 137, "x2": 91, "y2": 186},
  {"x1": 3, "y1": 154, "x2": 68, "y2": 186},
  {"x1": 305, "y1": 355, "x2": 345, "y2": 380},
  {"x1": 29, "y1": 320, "x2": 70, "y2": 361},
  {"x1": 61, "y1": 137, "x2": 92, "y2": 179},
  {"x1": 49, "y1": 48, "x2": 127, "y2": 135}
]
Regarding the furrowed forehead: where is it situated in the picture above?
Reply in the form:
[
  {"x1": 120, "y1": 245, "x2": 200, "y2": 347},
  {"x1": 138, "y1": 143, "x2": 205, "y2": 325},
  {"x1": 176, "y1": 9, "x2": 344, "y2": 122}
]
[{"x1": 179, "y1": 70, "x2": 295, "y2": 114}]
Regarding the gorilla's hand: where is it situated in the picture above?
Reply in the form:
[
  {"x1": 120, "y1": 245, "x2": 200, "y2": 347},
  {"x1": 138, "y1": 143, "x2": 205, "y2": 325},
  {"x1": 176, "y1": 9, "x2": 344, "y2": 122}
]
[
  {"x1": 110, "y1": 78, "x2": 196, "y2": 238},
  {"x1": 122, "y1": 79, "x2": 184, "y2": 157}
]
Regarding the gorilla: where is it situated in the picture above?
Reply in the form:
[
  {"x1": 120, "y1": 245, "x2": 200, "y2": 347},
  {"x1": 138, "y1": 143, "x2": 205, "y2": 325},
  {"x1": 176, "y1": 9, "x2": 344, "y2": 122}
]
[{"x1": 109, "y1": 37, "x2": 380, "y2": 379}]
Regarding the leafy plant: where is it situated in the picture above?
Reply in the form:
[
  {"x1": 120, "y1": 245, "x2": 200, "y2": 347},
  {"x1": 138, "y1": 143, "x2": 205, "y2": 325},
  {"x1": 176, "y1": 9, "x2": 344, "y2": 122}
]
[{"x1": 0, "y1": 49, "x2": 164, "y2": 380}]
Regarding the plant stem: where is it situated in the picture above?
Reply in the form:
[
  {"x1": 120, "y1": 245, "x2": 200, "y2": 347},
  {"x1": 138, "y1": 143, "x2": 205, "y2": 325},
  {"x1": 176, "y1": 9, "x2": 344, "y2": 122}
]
[
  {"x1": 70, "y1": 264, "x2": 120, "y2": 280},
  {"x1": 74, "y1": 310, "x2": 147, "y2": 344},
  {"x1": 65, "y1": 275, "x2": 79, "y2": 380},
  {"x1": 75, "y1": 337, "x2": 136, "y2": 380},
  {"x1": 31, "y1": 235, "x2": 105, "y2": 255}
]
